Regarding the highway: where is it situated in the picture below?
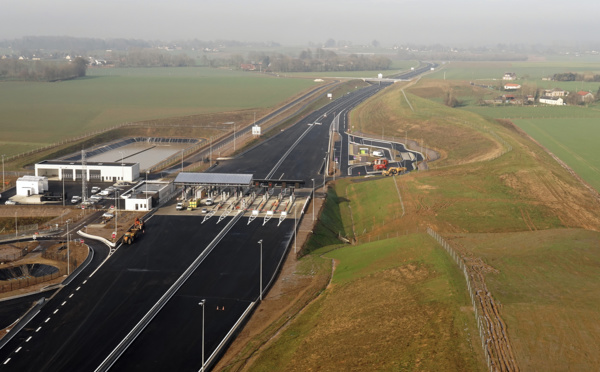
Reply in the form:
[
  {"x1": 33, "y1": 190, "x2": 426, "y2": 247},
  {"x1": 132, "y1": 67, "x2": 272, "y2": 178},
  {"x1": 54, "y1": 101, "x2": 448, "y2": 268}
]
[{"x1": 0, "y1": 65, "x2": 430, "y2": 371}]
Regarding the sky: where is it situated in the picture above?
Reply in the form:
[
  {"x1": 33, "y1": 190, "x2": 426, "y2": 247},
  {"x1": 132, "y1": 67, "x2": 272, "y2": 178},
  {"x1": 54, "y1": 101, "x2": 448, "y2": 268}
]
[{"x1": 2, "y1": 0, "x2": 599, "y2": 46}]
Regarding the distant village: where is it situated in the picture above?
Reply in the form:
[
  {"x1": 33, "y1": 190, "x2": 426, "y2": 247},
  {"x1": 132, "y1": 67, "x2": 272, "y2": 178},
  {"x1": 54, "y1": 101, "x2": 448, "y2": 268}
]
[{"x1": 475, "y1": 72, "x2": 597, "y2": 106}]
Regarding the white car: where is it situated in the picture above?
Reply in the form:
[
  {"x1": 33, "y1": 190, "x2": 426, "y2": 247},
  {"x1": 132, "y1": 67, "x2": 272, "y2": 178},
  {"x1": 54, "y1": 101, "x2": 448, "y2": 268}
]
[
  {"x1": 91, "y1": 186, "x2": 102, "y2": 194},
  {"x1": 175, "y1": 202, "x2": 184, "y2": 211},
  {"x1": 71, "y1": 196, "x2": 82, "y2": 204},
  {"x1": 205, "y1": 198, "x2": 213, "y2": 206},
  {"x1": 5, "y1": 200, "x2": 17, "y2": 205},
  {"x1": 99, "y1": 189, "x2": 112, "y2": 196},
  {"x1": 373, "y1": 150, "x2": 384, "y2": 157}
]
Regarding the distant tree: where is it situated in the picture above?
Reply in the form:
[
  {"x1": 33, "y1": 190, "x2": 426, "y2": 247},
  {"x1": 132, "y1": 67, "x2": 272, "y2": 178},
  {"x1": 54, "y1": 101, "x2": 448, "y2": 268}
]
[
  {"x1": 371, "y1": 39, "x2": 380, "y2": 48},
  {"x1": 72, "y1": 57, "x2": 88, "y2": 77},
  {"x1": 323, "y1": 38, "x2": 336, "y2": 48}
]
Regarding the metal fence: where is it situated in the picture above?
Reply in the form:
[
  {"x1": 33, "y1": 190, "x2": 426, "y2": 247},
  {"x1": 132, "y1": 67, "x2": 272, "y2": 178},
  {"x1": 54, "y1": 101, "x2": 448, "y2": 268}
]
[{"x1": 427, "y1": 227, "x2": 519, "y2": 372}]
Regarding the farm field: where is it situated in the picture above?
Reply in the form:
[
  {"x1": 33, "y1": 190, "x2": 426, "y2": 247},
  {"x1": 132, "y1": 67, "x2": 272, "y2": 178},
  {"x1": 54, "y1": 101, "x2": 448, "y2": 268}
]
[
  {"x1": 449, "y1": 229, "x2": 600, "y2": 371},
  {"x1": 0, "y1": 67, "x2": 318, "y2": 156},
  {"x1": 512, "y1": 118, "x2": 600, "y2": 192}
]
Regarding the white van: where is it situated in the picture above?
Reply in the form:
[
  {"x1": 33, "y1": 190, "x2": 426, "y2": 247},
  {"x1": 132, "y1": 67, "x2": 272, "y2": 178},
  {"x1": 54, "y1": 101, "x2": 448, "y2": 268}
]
[{"x1": 373, "y1": 150, "x2": 384, "y2": 157}]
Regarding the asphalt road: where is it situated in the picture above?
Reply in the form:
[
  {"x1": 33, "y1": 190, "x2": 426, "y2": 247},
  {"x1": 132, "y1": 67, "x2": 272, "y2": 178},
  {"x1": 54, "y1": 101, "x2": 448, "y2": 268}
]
[{"x1": 0, "y1": 71, "x2": 430, "y2": 371}]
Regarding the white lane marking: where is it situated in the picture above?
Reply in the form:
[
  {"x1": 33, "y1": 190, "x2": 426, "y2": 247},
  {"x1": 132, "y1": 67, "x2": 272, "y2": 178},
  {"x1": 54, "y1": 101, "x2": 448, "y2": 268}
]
[
  {"x1": 53, "y1": 309, "x2": 59, "y2": 314},
  {"x1": 61, "y1": 301, "x2": 67, "y2": 306},
  {"x1": 45, "y1": 318, "x2": 50, "y2": 323},
  {"x1": 15, "y1": 347, "x2": 21, "y2": 353},
  {"x1": 69, "y1": 294, "x2": 74, "y2": 298},
  {"x1": 35, "y1": 327, "x2": 41, "y2": 332},
  {"x1": 82, "y1": 280, "x2": 87, "y2": 284},
  {"x1": 26, "y1": 336, "x2": 32, "y2": 342},
  {"x1": 3, "y1": 358, "x2": 10, "y2": 365},
  {"x1": 76, "y1": 287, "x2": 81, "y2": 291}
]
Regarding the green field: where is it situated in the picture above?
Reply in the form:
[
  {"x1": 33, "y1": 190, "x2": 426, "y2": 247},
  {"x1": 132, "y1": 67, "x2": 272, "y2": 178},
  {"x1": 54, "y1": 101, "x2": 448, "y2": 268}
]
[
  {"x1": 0, "y1": 67, "x2": 317, "y2": 156},
  {"x1": 512, "y1": 117, "x2": 600, "y2": 191},
  {"x1": 428, "y1": 60, "x2": 600, "y2": 81},
  {"x1": 453, "y1": 229, "x2": 600, "y2": 371}
]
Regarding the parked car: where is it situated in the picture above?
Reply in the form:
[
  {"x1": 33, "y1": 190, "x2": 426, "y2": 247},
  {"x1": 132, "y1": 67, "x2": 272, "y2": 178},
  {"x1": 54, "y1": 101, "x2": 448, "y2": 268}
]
[
  {"x1": 71, "y1": 196, "x2": 82, "y2": 204},
  {"x1": 99, "y1": 189, "x2": 112, "y2": 196},
  {"x1": 5, "y1": 200, "x2": 17, "y2": 205},
  {"x1": 205, "y1": 198, "x2": 214, "y2": 206},
  {"x1": 91, "y1": 186, "x2": 102, "y2": 194},
  {"x1": 201, "y1": 208, "x2": 208, "y2": 214},
  {"x1": 176, "y1": 202, "x2": 184, "y2": 211},
  {"x1": 372, "y1": 150, "x2": 384, "y2": 157}
]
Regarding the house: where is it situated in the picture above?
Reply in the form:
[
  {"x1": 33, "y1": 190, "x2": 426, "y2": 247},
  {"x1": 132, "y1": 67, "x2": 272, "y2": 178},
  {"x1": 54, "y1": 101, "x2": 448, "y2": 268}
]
[
  {"x1": 577, "y1": 91, "x2": 595, "y2": 103},
  {"x1": 544, "y1": 88, "x2": 566, "y2": 97},
  {"x1": 539, "y1": 97, "x2": 564, "y2": 106},
  {"x1": 503, "y1": 72, "x2": 517, "y2": 80},
  {"x1": 526, "y1": 95, "x2": 535, "y2": 102},
  {"x1": 240, "y1": 63, "x2": 256, "y2": 71},
  {"x1": 504, "y1": 83, "x2": 521, "y2": 90}
]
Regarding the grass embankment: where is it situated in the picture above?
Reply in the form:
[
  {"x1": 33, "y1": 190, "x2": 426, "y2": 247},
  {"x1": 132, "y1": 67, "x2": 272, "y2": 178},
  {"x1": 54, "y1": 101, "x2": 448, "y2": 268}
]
[
  {"x1": 347, "y1": 76, "x2": 600, "y2": 370},
  {"x1": 237, "y1": 176, "x2": 485, "y2": 371}
]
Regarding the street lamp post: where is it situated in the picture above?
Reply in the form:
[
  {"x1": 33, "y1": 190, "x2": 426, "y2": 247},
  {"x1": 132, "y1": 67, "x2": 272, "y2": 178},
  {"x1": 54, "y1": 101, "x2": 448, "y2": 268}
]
[
  {"x1": 294, "y1": 206, "x2": 297, "y2": 254},
  {"x1": 119, "y1": 151, "x2": 124, "y2": 181},
  {"x1": 66, "y1": 220, "x2": 70, "y2": 275},
  {"x1": 311, "y1": 178, "x2": 315, "y2": 221},
  {"x1": 257, "y1": 239, "x2": 263, "y2": 301},
  {"x1": 1, "y1": 154, "x2": 5, "y2": 192},
  {"x1": 145, "y1": 171, "x2": 149, "y2": 209},
  {"x1": 61, "y1": 168, "x2": 65, "y2": 207},
  {"x1": 199, "y1": 299, "x2": 206, "y2": 372}
]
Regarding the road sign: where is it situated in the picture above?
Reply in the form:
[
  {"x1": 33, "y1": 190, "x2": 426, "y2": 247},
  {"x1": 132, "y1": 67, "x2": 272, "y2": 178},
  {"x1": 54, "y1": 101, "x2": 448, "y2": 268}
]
[{"x1": 112, "y1": 232, "x2": 116, "y2": 239}]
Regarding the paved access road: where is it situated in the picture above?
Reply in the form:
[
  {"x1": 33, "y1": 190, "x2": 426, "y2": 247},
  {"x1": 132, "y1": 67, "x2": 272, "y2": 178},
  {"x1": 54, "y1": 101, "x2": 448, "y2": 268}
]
[{"x1": 0, "y1": 75, "x2": 426, "y2": 371}]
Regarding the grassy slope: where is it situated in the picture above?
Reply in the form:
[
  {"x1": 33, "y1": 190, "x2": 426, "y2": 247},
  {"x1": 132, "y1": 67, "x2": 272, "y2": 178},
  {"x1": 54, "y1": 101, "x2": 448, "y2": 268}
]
[
  {"x1": 0, "y1": 67, "x2": 317, "y2": 155},
  {"x1": 250, "y1": 234, "x2": 484, "y2": 372}
]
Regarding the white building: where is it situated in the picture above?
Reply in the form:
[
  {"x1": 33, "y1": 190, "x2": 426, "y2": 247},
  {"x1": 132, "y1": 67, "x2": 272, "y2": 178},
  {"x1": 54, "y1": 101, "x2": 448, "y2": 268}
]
[
  {"x1": 35, "y1": 160, "x2": 140, "y2": 183},
  {"x1": 16, "y1": 175, "x2": 48, "y2": 196},
  {"x1": 539, "y1": 97, "x2": 564, "y2": 105},
  {"x1": 121, "y1": 180, "x2": 174, "y2": 211},
  {"x1": 504, "y1": 83, "x2": 521, "y2": 90}
]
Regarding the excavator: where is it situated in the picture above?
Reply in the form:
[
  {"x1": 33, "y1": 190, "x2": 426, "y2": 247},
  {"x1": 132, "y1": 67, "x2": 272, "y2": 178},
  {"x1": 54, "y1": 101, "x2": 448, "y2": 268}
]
[{"x1": 382, "y1": 167, "x2": 407, "y2": 176}]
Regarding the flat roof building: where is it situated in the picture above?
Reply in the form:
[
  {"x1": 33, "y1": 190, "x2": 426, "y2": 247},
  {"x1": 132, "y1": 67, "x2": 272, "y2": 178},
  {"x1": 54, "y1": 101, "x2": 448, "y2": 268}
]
[{"x1": 35, "y1": 160, "x2": 140, "y2": 183}]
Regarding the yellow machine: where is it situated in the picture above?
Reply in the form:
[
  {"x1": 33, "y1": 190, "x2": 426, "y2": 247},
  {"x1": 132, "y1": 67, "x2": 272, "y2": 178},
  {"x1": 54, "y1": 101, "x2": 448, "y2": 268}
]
[{"x1": 382, "y1": 167, "x2": 407, "y2": 176}]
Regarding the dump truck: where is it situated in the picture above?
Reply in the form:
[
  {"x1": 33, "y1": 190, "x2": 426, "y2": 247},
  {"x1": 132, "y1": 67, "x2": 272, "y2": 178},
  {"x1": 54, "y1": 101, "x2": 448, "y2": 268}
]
[
  {"x1": 373, "y1": 158, "x2": 388, "y2": 170},
  {"x1": 382, "y1": 167, "x2": 407, "y2": 176},
  {"x1": 123, "y1": 217, "x2": 145, "y2": 245}
]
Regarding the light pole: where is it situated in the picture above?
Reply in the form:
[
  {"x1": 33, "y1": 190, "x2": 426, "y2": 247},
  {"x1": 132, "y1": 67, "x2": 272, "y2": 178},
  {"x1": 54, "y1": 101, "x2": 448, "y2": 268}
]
[
  {"x1": 199, "y1": 299, "x2": 206, "y2": 372},
  {"x1": 323, "y1": 155, "x2": 327, "y2": 187},
  {"x1": 181, "y1": 150, "x2": 184, "y2": 172},
  {"x1": 311, "y1": 178, "x2": 315, "y2": 221},
  {"x1": 257, "y1": 239, "x2": 263, "y2": 301},
  {"x1": 294, "y1": 206, "x2": 297, "y2": 254},
  {"x1": 1, "y1": 154, "x2": 5, "y2": 192},
  {"x1": 66, "y1": 220, "x2": 70, "y2": 275},
  {"x1": 145, "y1": 171, "x2": 149, "y2": 209},
  {"x1": 115, "y1": 190, "x2": 118, "y2": 242},
  {"x1": 119, "y1": 151, "x2": 124, "y2": 181},
  {"x1": 61, "y1": 168, "x2": 66, "y2": 207}
]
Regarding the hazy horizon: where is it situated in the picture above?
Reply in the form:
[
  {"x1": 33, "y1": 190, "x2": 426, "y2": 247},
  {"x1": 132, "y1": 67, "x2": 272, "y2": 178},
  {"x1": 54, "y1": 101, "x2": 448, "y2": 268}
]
[{"x1": 2, "y1": 0, "x2": 599, "y2": 47}]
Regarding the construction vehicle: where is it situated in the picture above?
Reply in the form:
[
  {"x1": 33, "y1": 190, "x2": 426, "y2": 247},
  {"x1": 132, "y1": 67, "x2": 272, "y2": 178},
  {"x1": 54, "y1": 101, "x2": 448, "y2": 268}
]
[
  {"x1": 382, "y1": 167, "x2": 407, "y2": 176},
  {"x1": 123, "y1": 217, "x2": 145, "y2": 244},
  {"x1": 373, "y1": 158, "x2": 388, "y2": 170}
]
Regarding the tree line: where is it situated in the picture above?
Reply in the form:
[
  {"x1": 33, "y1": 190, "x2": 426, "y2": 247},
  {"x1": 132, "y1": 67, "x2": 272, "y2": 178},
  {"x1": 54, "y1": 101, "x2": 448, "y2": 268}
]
[
  {"x1": 113, "y1": 49, "x2": 195, "y2": 67},
  {"x1": 553, "y1": 72, "x2": 600, "y2": 82},
  {"x1": 0, "y1": 57, "x2": 87, "y2": 81},
  {"x1": 202, "y1": 49, "x2": 392, "y2": 73}
]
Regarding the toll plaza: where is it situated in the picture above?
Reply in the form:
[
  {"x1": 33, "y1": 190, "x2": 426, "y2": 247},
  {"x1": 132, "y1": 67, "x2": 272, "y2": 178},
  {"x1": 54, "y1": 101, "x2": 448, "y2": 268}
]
[{"x1": 171, "y1": 172, "x2": 310, "y2": 225}]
